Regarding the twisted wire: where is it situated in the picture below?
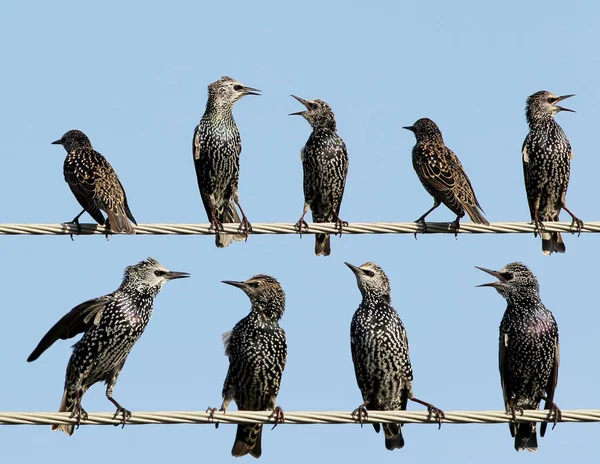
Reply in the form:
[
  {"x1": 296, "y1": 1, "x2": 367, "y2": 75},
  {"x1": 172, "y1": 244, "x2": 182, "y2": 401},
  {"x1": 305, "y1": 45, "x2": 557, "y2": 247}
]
[{"x1": 0, "y1": 221, "x2": 594, "y2": 236}]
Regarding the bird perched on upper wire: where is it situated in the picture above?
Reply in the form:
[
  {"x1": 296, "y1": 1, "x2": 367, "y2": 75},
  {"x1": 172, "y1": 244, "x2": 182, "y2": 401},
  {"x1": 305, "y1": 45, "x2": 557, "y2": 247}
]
[
  {"x1": 290, "y1": 95, "x2": 349, "y2": 256},
  {"x1": 345, "y1": 261, "x2": 444, "y2": 450},
  {"x1": 52, "y1": 129, "x2": 137, "y2": 237},
  {"x1": 211, "y1": 274, "x2": 287, "y2": 458},
  {"x1": 522, "y1": 91, "x2": 582, "y2": 255},
  {"x1": 477, "y1": 262, "x2": 560, "y2": 452},
  {"x1": 404, "y1": 118, "x2": 488, "y2": 236},
  {"x1": 27, "y1": 258, "x2": 189, "y2": 435},
  {"x1": 193, "y1": 76, "x2": 260, "y2": 247}
]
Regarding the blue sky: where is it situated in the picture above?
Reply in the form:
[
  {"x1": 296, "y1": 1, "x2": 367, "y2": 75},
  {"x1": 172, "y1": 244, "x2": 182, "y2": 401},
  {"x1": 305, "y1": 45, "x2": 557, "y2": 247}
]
[{"x1": 1, "y1": 1, "x2": 599, "y2": 462}]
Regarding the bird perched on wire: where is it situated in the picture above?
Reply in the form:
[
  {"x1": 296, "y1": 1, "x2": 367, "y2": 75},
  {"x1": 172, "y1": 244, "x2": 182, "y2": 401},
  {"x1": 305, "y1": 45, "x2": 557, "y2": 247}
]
[
  {"x1": 27, "y1": 258, "x2": 189, "y2": 435},
  {"x1": 477, "y1": 262, "x2": 560, "y2": 452},
  {"x1": 404, "y1": 118, "x2": 488, "y2": 236},
  {"x1": 345, "y1": 261, "x2": 444, "y2": 450},
  {"x1": 290, "y1": 95, "x2": 349, "y2": 256},
  {"x1": 522, "y1": 91, "x2": 582, "y2": 255},
  {"x1": 193, "y1": 76, "x2": 260, "y2": 247},
  {"x1": 52, "y1": 129, "x2": 137, "y2": 237},
  {"x1": 214, "y1": 275, "x2": 287, "y2": 458}
]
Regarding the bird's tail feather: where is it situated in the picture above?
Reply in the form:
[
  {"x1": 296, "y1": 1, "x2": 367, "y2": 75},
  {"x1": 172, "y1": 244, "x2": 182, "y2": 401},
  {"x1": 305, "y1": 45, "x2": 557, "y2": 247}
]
[
  {"x1": 216, "y1": 200, "x2": 245, "y2": 248},
  {"x1": 514, "y1": 422, "x2": 537, "y2": 452},
  {"x1": 106, "y1": 207, "x2": 135, "y2": 235},
  {"x1": 315, "y1": 234, "x2": 331, "y2": 256},
  {"x1": 383, "y1": 423, "x2": 404, "y2": 450},
  {"x1": 466, "y1": 205, "x2": 489, "y2": 226},
  {"x1": 541, "y1": 232, "x2": 565, "y2": 255},
  {"x1": 232, "y1": 424, "x2": 262, "y2": 458},
  {"x1": 52, "y1": 388, "x2": 76, "y2": 436}
]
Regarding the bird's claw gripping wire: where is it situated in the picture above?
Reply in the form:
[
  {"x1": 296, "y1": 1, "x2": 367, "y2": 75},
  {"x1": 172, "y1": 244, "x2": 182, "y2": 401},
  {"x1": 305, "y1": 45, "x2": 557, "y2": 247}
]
[
  {"x1": 269, "y1": 406, "x2": 285, "y2": 430},
  {"x1": 410, "y1": 397, "x2": 445, "y2": 430},
  {"x1": 333, "y1": 214, "x2": 348, "y2": 238},
  {"x1": 66, "y1": 218, "x2": 82, "y2": 241},
  {"x1": 113, "y1": 406, "x2": 132, "y2": 428},
  {"x1": 70, "y1": 404, "x2": 88, "y2": 430},
  {"x1": 413, "y1": 218, "x2": 427, "y2": 239},
  {"x1": 206, "y1": 406, "x2": 221, "y2": 429},
  {"x1": 237, "y1": 216, "x2": 252, "y2": 241},
  {"x1": 352, "y1": 402, "x2": 369, "y2": 428}
]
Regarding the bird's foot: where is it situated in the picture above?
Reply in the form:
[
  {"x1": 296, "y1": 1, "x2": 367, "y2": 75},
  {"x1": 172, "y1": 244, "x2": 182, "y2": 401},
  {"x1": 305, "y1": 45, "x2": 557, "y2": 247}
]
[
  {"x1": 547, "y1": 402, "x2": 562, "y2": 430},
  {"x1": 67, "y1": 218, "x2": 82, "y2": 241},
  {"x1": 209, "y1": 217, "x2": 224, "y2": 233},
  {"x1": 570, "y1": 217, "x2": 584, "y2": 237},
  {"x1": 334, "y1": 216, "x2": 349, "y2": 238},
  {"x1": 410, "y1": 397, "x2": 445, "y2": 429},
  {"x1": 237, "y1": 216, "x2": 252, "y2": 241},
  {"x1": 70, "y1": 405, "x2": 88, "y2": 429},
  {"x1": 206, "y1": 406, "x2": 221, "y2": 429},
  {"x1": 295, "y1": 219, "x2": 309, "y2": 238},
  {"x1": 268, "y1": 406, "x2": 285, "y2": 430},
  {"x1": 351, "y1": 402, "x2": 369, "y2": 428},
  {"x1": 104, "y1": 223, "x2": 113, "y2": 241},
  {"x1": 413, "y1": 218, "x2": 427, "y2": 239},
  {"x1": 508, "y1": 405, "x2": 524, "y2": 423},
  {"x1": 113, "y1": 406, "x2": 132, "y2": 428},
  {"x1": 532, "y1": 218, "x2": 545, "y2": 237},
  {"x1": 450, "y1": 218, "x2": 460, "y2": 239}
]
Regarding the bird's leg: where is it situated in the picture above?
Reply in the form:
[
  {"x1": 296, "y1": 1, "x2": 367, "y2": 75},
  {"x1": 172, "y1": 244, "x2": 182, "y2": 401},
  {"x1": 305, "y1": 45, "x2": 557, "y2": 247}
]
[
  {"x1": 451, "y1": 216, "x2": 461, "y2": 239},
  {"x1": 414, "y1": 199, "x2": 440, "y2": 239},
  {"x1": 106, "y1": 385, "x2": 131, "y2": 428},
  {"x1": 232, "y1": 190, "x2": 252, "y2": 239},
  {"x1": 206, "y1": 406, "x2": 220, "y2": 429},
  {"x1": 410, "y1": 397, "x2": 445, "y2": 430},
  {"x1": 540, "y1": 395, "x2": 562, "y2": 430},
  {"x1": 208, "y1": 196, "x2": 224, "y2": 232},
  {"x1": 71, "y1": 390, "x2": 88, "y2": 429},
  {"x1": 268, "y1": 406, "x2": 285, "y2": 430},
  {"x1": 507, "y1": 398, "x2": 524, "y2": 423},
  {"x1": 561, "y1": 203, "x2": 584, "y2": 236},
  {"x1": 531, "y1": 205, "x2": 545, "y2": 237},
  {"x1": 351, "y1": 399, "x2": 370, "y2": 428},
  {"x1": 295, "y1": 203, "x2": 310, "y2": 238},
  {"x1": 67, "y1": 209, "x2": 85, "y2": 240},
  {"x1": 104, "y1": 218, "x2": 113, "y2": 241},
  {"x1": 207, "y1": 397, "x2": 231, "y2": 429},
  {"x1": 332, "y1": 211, "x2": 348, "y2": 238}
]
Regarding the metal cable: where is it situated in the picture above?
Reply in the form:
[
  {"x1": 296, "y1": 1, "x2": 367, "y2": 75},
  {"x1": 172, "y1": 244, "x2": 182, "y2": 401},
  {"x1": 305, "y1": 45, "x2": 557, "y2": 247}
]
[
  {"x1": 1, "y1": 409, "x2": 598, "y2": 427},
  {"x1": 0, "y1": 221, "x2": 594, "y2": 236}
]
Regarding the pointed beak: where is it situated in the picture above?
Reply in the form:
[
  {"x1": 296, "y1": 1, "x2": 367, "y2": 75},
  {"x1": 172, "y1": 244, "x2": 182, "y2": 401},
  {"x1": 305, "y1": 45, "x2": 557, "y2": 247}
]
[
  {"x1": 51, "y1": 139, "x2": 62, "y2": 145},
  {"x1": 475, "y1": 266, "x2": 506, "y2": 288},
  {"x1": 289, "y1": 94, "x2": 309, "y2": 116},
  {"x1": 242, "y1": 86, "x2": 261, "y2": 96},
  {"x1": 344, "y1": 262, "x2": 364, "y2": 275},
  {"x1": 402, "y1": 126, "x2": 415, "y2": 132},
  {"x1": 222, "y1": 280, "x2": 249, "y2": 290},
  {"x1": 554, "y1": 94, "x2": 575, "y2": 113},
  {"x1": 165, "y1": 271, "x2": 190, "y2": 280}
]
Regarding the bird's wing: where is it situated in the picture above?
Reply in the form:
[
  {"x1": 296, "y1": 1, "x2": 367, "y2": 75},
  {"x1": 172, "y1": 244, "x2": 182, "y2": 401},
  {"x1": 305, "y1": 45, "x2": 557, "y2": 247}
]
[
  {"x1": 350, "y1": 318, "x2": 374, "y2": 402},
  {"x1": 221, "y1": 330, "x2": 233, "y2": 356},
  {"x1": 118, "y1": 176, "x2": 137, "y2": 225},
  {"x1": 27, "y1": 296, "x2": 110, "y2": 362},
  {"x1": 398, "y1": 322, "x2": 413, "y2": 382},
  {"x1": 334, "y1": 139, "x2": 350, "y2": 216},
  {"x1": 540, "y1": 335, "x2": 560, "y2": 437},
  {"x1": 521, "y1": 139, "x2": 537, "y2": 220},
  {"x1": 63, "y1": 150, "x2": 106, "y2": 225},
  {"x1": 446, "y1": 149, "x2": 488, "y2": 224},
  {"x1": 192, "y1": 124, "x2": 216, "y2": 220},
  {"x1": 93, "y1": 154, "x2": 134, "y2": 233}
]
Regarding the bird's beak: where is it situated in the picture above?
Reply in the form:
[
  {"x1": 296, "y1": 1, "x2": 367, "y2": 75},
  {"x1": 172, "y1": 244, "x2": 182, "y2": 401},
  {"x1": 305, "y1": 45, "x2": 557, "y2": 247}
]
[
  {"x1": 51, "y1": 139, "x2": 62, "y2": 145},
  {"x1": 475, "y1": 266, "x2": 506, "y2": 288},
  {"x1": 289, "y1": 94, "x2": 309, "y2": 116},
  {"x1": 344, "y1": 262, "x2": 365, "y2": 275},
  {"x1": 554, "y1": 94, "x2": 575, "y2": 113},
  {"x1": 222, "y1": 280, "x2": 249, "y2": 290},
  {"x1": 402, "y1": 126, "x2": 415, "y2": 132},
  {"x1": 242, "y1": 86, "x2": 261, "y2": 96},
  {"x1": 165, "y1": 271, "x2": 191, "y2": 280}
]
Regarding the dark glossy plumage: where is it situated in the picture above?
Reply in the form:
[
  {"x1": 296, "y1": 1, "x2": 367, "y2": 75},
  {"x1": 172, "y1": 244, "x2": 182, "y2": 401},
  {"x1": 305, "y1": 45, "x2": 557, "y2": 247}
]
[
  {"x1": 477, "y1": 262, "x2": 560, "y2": 452},
  {"x1": 522, "y1": 91, "x2": 582, "y2": 255},
  {"x1": 52, "y1": 130, "x2": 137, "y2": 235},
  {"x1": 193, "y1": 76, "x2": 259, "y2": 247},
  {"x1": 28, "y1": 258, "x2": 189, "y2": 435},
  {"x1": 404, "y1": 118, "x2": 488, "y2": 232},
  {"x1": 346, "y1": 262, "x2": 443, "y2": 450},
  {"x1": 219, "y1": 275, "x2": 287, "y2": 458},
  {"x1": 291, "y1": 95, "x2": 349, "y2": 256}
]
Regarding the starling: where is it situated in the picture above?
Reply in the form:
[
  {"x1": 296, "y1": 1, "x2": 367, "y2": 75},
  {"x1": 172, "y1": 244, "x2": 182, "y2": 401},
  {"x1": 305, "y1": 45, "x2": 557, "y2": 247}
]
[
  {"x1": 477, "y1": 262, "x2": 560, "y2": 452},
  {"x1": 217, "y1": 275, "x2": 287, "y2": 458},
  {"x1": 52, "y1": 130, "x2": 137, "y2": 236},
  {"x1": 193, "y1": 76, "x2": 260, "y2": 247},
  {"x1": 345, "y1": 262, "x2": 444, "y2": 450},
  {"x1": 404, "y1": 118, "x2": 488, "y2": 235},
  {"x1": 290, "y1": 95, "x2": 349, "y2": 256},
  {"x1": 27, "y1": 258, "x2": 189, "y2": 435},
  {"x1": 522, "y1": 91, "x2": 582, "y2": 255}
]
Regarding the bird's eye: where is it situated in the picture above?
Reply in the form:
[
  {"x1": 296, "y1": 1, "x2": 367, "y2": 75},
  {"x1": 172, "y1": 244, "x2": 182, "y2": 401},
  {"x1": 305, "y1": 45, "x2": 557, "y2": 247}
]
[
  {"x1": 365, "y1": 270, "x2": 375, "y2": 277},
  {"x1": 233, "y1": 85, "x2": 243, "y2": 91},
  {"x1": 501, "y1": 272, "x2": 513, "y2": 281},
  {"x1": 154, "y1": 270, "x2": 167, "y2": 277}
]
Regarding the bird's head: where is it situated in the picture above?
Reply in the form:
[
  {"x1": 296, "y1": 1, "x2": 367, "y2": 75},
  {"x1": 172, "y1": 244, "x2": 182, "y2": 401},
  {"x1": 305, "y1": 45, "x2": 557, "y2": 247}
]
[
  {"x1": 223, "y1": 274, "x2": 286, "y2": 321},
  {"x1": 207, "y1": 76, "x2": 260, "y2": 108},
  {"x1": 51, "y1": 129, "x2": 93, "y2": 152},
  {"x1": 476, "y1": 262, "x2": 539, "y2": 300},
  {"x1": 526, "y1": 91, "x2": 574, "y2": 124},
  {"x1": 289, "y1": 95, "x2": 337, "y2": 131},
  {"x1": 345, "y1": 261, "x2": 391, "y2": 299},
  {"x1": 122, "y1": 257, "x2": 190, "y2": 295},
  {"x1": 403, "y1": 118, "x2": 444, "y2": 144}
]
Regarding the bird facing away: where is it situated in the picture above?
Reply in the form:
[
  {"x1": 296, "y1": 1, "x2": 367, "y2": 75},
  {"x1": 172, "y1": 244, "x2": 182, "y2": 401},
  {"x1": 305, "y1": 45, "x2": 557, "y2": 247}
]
[
  {"x1": 290, "y1": 95, "x2": 349, "y2": 256},
  {"x1": 522, "y1": 91, "x2": 582, "y2": 255},
  {"x1": 217, "y1": 275, "x2": 287, "y2": 458},
  {"x1": 193, "y1": 76, "x2": 260, "y2": 247},
  {"x1": 404, "y1": 118, "x2": 488, "y2": 235},
  {"x1": 345, "y1": 262, "x2": 444, "y2": 450},
  {"x1": 27, "y1": 258, "x2": 189, "y2": 435},
  {"x1": 52, "y1": 130, "x2": 137, "y2": 236},
  {"x1": 477, "y1": 262, "x2": 560, "y2": 452}
]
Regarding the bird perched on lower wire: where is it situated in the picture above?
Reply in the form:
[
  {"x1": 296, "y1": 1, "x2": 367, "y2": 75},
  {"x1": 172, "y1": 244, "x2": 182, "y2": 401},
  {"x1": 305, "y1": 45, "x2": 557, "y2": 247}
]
[
  {"x1": 522, "y1": 91, "x2": 582, "y2": 255},
  {"x1": 214, "y1": 275, "x2": 287, "y2": 458},
  {"x1": 345, "y1": 261, "x2": 444, "y2": 450},
  {"x1": 52, "y1": 130, "x2": 137, "y2": 236},
  {"x1": 290, "y1": 95, "x2": 349, "y2": 256},
  {"x1": 193, "y1": 76, "x2": 260, "y2": 247},
  {"x1": 27, "y1": 258, "x2": 189, "y2": 435},
  {"x1": 477, "y1": 262, "x2": 560, "y2": 452},
  {"x1": 404, "y1": 118, "x2": 488, "y2": 235}
]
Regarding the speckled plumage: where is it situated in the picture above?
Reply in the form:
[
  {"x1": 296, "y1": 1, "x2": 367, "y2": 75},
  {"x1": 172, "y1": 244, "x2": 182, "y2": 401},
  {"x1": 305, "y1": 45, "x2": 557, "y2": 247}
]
[
  {"x1": 346, "y1": 262, "x2": 443, "y2": 450},
  {"x1": 477, "y1": 262, "x2": 560, "y2": 452},
  {"x1": 193, "y1": 76, "x2": 259, "y2": 247},
  {"x1": 52, "y1": 130, "x2": 137, "y2": 235},
  {"x1": 404, "y1": 118, "x2": 488, "y2": 233},
  {"x1": 219, "y1": 275, "x2": 287, "y2": 458},
  {"x1": 291, "y1": 95, "x2": 349, "y2": 256},
  {"x1": 522, "y1": 91, "x2": 582, "y2": 255},
  {"x1": 27, "y1": 258, "x2": 189, "y2": 435}
]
